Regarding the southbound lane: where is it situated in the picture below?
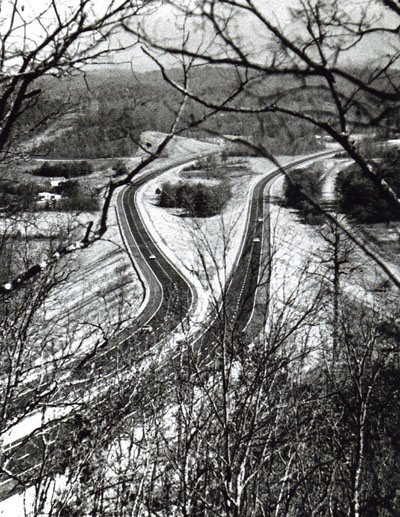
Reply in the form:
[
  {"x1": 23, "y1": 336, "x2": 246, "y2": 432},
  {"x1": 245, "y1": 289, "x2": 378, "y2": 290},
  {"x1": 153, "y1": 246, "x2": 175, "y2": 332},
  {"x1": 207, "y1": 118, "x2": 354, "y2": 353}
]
[
  {"x1": 118, "y1": 182, "x2": 193, "y2": 335},
  {"x1": 0, "y1": 156, "x2": 199, "y2": 502},
  {"x1": 191, "y1": 151, "x2": 336, "y2": 359}
]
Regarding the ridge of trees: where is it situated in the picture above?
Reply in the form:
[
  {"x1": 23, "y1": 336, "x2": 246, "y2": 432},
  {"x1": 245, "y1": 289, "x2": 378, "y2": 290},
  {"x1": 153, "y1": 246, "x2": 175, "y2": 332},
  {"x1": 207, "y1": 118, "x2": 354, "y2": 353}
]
[
  {"x1": 19, "y1": 67, "x2": 349, "y2": 159},
  {"x1": 27, "y1": 60, "x2": 400, "y2": 161}
]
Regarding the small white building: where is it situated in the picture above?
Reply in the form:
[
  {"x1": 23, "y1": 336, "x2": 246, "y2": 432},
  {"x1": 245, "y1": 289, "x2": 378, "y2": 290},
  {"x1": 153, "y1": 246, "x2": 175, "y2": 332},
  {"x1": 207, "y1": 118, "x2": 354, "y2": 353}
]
[
  {"x1": 50, "y1": 177, "x2": 67, "y2": 188},
  {"x1": 37, "y1": 192, "x2": 62, "y2": 204}
]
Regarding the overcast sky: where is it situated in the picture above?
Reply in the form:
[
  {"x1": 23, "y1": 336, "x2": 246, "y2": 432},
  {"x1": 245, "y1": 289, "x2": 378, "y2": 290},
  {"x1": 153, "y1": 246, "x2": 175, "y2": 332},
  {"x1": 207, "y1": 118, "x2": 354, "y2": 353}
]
[
  {"x1": 107, "y1": 0, "x2": 294, "y2": 71},
  {"x1": 108, "y1": 0, "x2": 398, "y2": 72},
  {"x1": 4, "y1": 0, "x2": 397, "y2": 72}
]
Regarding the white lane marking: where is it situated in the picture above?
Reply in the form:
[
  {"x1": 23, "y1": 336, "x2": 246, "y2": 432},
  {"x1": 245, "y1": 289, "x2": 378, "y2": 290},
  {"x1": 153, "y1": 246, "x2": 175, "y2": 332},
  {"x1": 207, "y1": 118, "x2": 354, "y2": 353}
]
[{"x1": 242, "y1": 150, "x2": 337, "y2": 330}]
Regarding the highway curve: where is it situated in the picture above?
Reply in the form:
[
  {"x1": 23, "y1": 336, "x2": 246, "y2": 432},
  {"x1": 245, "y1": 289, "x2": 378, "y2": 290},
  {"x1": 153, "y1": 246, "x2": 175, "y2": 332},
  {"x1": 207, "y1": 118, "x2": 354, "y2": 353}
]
[
  {"x1": 0, "y1": 155, "x2": 199, "y2": 502},
  {"x1": 116, "y1": 179, "x2": 193, "y2": 338},
  {"x1": 191, "y1": 151, "x2": 336, "y2": 359},
  {"x1": 0, "y1": 151, "x2": 334, "y2": 503}
]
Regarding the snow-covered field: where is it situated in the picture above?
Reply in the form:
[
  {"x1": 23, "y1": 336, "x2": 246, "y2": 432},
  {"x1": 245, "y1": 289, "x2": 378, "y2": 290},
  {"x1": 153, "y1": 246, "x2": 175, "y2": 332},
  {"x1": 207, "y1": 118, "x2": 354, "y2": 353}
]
[
  {"x1": 137, "y1": 157, "x2": 279, "y2": 326},
  {"x1": 138, "y1": 130, "x2": 221, "y2": 157},
  {"x1": 34, "y1": 194, "x2": 147, "y2": 374},
  {"x1": 3, "y1": 140, "x2": 397, "y2": 515}
]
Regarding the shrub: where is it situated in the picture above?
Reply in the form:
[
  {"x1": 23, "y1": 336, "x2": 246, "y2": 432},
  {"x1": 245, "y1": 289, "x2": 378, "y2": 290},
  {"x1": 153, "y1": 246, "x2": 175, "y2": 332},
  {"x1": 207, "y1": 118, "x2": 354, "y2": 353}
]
[
  {"x1": 157, "y1": 181, "x2": 231, "y2": 217},
  {"x1": 335, "y1": 143, "x2": 400, "y2": 223},
  {"x1": 51, "y1": 180, "x2": 99, "y2": 211},
  {"x1": 283, "y1": 165, "x2": 325, "y2": 223},
  {"x1": 112, "y1": 162, "x2": 129, "y2": 176},
  {"x1": 336, "y1": 162, "x2": 400, "y2": 223},
  {"x1": 58, "y1": 195, "x2": 99, "y2": 211},
  {"x1": 183, "y1": 155, "x2": 220, "y2": 173},
  {"x1": 0, "y1": 180, "x2": 42, "y2": 211},
  {"x1": 54, "y1": 180, "x2": 80, "y2": 197},
  {"x1": 33, "y1": 160, "x2": 94, "y2": 178},
  {"x1": 355, "y1": 140, "x2": 400, "y2": 161},
  {"x1": 224, "y1": 140, "x2": 263, "y2": 157},
  {"x1": 158, "y1": 181, "x2": 178, "y2": 208}
]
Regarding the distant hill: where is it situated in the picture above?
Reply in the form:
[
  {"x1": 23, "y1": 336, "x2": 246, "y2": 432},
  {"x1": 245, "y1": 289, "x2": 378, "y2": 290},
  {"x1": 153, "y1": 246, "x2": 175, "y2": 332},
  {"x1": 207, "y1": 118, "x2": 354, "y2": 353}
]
[{"x1": 16, "y1": 64, "x2": 395, "y2": 159}]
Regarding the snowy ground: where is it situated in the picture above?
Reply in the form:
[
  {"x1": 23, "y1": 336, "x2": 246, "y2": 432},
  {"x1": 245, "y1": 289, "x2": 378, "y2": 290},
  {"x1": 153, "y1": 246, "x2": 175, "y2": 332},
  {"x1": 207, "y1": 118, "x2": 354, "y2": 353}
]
[
  {"x1": 137, "y1": 157, "x2": 280, "y2": 328},
  {"x1": 41, "y1": 202, "x2": 144, "y2": 351},
  {"x1": 138, "y1": 130, "x2": 221, "y2": 157},
  {"x1": 265, "y1": 161, "x2": 398, "y2": 350},
  {"x1": 0, "y1": 143, "x2": 396, "y2": 517},
  {"x1": 3, "y1": 145, "x2": 396, "y2": 515}
]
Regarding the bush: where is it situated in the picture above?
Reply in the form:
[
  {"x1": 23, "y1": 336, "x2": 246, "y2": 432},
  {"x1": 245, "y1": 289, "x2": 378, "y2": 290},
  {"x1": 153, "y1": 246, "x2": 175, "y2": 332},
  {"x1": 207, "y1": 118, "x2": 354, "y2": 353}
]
[
  {"x1": 58, "y1": 195, "x2": 99, "y2": 211},
  {"x1": 283, "y1": 165, "x2": 325, "y2": 223},
  {"x1": 224, "y1": 140, "x2": 264, "y2": 157},
  {"x1": 0, "y1": 180, "x2": 42, "y2": 211},
  {"x1": 182, "y1": 155, "x2": 220, "y2": 173},
  {"x1": 158, "y1": 181, "x2": 178, "y2": 208},
  {"x1": 54, "y1": 180, "x2": 80, "y2": 197},
  {"x1": 284, "y1": 166, "x2": 324, "y2": 207},
  {"x1": 355, "y1": 140, "x2": 400, "y2": 161},
  {"x1": 112, "y1": 162, "x2": 129, "y2": 176},
  {"x1": 335, "y1": 144, "x2": 400, "y2": 223},
  {"x1": 336, "y1": 163, "x2": 400, "y2": 223},
  {"x1": 157, "y1": 181, "x2": 231, "y2": 217},
  {"x1": 33, "y1": 160, "x2": 94, "y2": 178}
]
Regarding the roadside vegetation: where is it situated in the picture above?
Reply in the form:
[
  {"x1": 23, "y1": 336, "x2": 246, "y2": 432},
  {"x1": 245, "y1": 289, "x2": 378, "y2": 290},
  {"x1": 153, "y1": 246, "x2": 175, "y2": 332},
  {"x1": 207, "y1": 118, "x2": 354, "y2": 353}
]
[
  {"x1": 282, "y1": 164, "x2": 325, "y2": 223},
  {"x1": 182, "y1": 154, "x2": 249, "y2": 180},
  {"x1": 55, "y1": 181, "x2": 99, "y2": 212},
  {"x1": 336, "y1": 144, "x2": 400, "y2": 223},
  {"x1": 182, "y1": 155, "x2": 225, "y2": 176},
  {"x1": 157, "y1": 180, "x2": 231, "y2": 217},
  {"x1": 32, "y1": 161, "x2": 94, "y2": 178}
]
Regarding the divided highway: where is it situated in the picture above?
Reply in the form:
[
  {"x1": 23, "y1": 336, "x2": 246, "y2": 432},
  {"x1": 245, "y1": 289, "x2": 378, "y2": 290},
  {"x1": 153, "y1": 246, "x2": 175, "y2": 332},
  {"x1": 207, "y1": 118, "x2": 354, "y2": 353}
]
[{"x1": 0, "y1": 150, "x2": 335, "y2": 502}]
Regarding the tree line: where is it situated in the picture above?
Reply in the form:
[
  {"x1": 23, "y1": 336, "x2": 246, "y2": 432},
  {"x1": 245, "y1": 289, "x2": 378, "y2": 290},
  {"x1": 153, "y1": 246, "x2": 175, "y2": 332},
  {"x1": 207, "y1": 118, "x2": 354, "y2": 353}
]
[
  {"x1": 33, "y1": 161, "x2": 94, "y2": 178},
  {"x1": 283, "y1": 143, "x2": 400, "y2": 224}
]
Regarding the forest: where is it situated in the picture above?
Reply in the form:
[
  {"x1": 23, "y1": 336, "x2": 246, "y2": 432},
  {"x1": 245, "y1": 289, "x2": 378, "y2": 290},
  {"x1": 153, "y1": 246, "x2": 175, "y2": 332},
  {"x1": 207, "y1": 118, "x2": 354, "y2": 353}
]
[{"x1": 16, "y1": 66, "x2": 326, "y2": 159}]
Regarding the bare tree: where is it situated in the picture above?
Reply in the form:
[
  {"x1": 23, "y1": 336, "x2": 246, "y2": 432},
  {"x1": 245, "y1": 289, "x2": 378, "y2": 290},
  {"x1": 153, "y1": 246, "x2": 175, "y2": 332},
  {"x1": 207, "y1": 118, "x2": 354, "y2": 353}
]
[
  {"x1": 10, "y1": 145, "x2": 397, "y2": 516},
  {"x1": 0, "y1": 0, "x2": 156, "y2": 154},
  {"x1": 3, "y1": 2, "x2": 400, "y2": 515},
  {"x1": 0, "y1": 1, "x2": 201, "y2": 509},
  {"x1": 316, "y1": 219, "x2": 356, "y2": 358},
  {"x1": 117, "y1": 6, "x2": 400, "y2": 513},
  {"x1": 122, "y1": 0, "x2": 400, "y2": 283},
  {"x1": 0, "y1": 0, "x2": 168, "y2": 296}
]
